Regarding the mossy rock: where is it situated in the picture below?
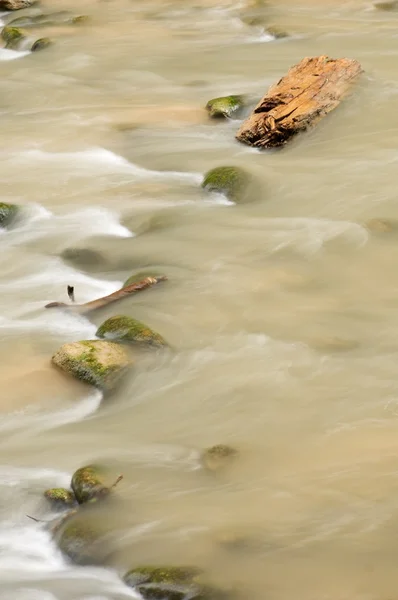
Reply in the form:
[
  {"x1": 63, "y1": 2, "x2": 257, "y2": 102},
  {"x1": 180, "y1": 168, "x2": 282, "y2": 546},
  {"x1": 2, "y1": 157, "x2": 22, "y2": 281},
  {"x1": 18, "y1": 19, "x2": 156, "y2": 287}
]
[
  {"x1": 53, "y1": 510, "x2": 110, "y2": 566},
  {"x1": 266, "y1": 26, "x2": 288, "y2": 39},
  {"x1": 374, "y1": 0, "x2": 398, "y2": 9},
  {"x1": 1, "y1": 25, "x2": 25, "y2": 49},
  {"x1": 124, "y1": 270, "x2": 166, "y2": 288},
  {"x1": 51, "y1": 340, "x2": 131, "y2": 391},
  {"x1": 71, "y1": 464, "x2": 113, "y2": 505},
  {"x1": 201, "y1": 445, "x2": 238, "y2": 472},
  {"x1": 123, "y1": 566, "x2": 207, "y2": 600},
  {"x1": 202, "y1": 166, "x2": 253, "y2": 203},
  {"x1": 44, "y1": 488, "x2": 77, "y2": 509},
  {"x1": 0, "y1": 202, "x2": 18, "y2": 227},
  {"x1": 31, "y1": 37, "x2": 53, "y2": 52},
  {"x1": 71, "y1": 15, "x2": 90, "y2": 24},
  {"x1": 0, "y1": 0, "x2": 33, "y2": 9},
  {"x1": 96, "y1": 315, "x2": 168, "y2": 349},
  {"x1": 205, "y1": 95, "x2": 245, "y2": 119}
]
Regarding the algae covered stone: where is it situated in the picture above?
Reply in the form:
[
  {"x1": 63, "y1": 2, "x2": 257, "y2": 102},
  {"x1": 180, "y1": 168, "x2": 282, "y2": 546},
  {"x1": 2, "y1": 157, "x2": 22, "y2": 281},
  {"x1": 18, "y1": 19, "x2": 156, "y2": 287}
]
[
  {"x1": 123, "y1": 566, "x2": 204, "y2": 600},
  {"x1": 202, "y1": 166, "x2": 252, "y2": 203},
  {"x1": 31, "y1": 37, "x2": 53, "y2": 52},
  {"x1": 0, "y1": 0, "x2": 33, "y2": 9},
  {"x1": 44, "y1": 488, "x2": 77, "y2": 509},
  {"x1": 51, "y1": 340, "x2": 131, "y2": 391},
  {"x1": 205, "y1": 95, "x2": 245, "y2": 119},
  {"x1": 124, "y1": 270, "x2": 166, "y2": 289},
  {"x1": 96, "y1": 315, "x2": 168, "y2": 349},
  {"x1": 1, "y1": 25, "x2": 25, "y2": 49},
  {"x1": 201, "y1": 445, "x2": 238, "y2": 472},
  {"x1": 71, "y1": 464, "x2": 113, "y2": 505},
  {"x1": 0, "y1": 202, "x2": 18, "y2": 227}
]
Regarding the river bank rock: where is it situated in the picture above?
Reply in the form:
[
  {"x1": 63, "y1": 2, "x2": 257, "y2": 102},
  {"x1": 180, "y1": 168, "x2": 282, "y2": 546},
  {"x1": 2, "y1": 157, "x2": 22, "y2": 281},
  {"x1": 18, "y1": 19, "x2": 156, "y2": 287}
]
[
  {"x1": 0, "y1": 202, "x2": 18, "y2": 227},
  {"x1": 71, "y1": 464, "x2": 113, "y2": 505},
  {"x1": 1, "y1": 25, "x2": 25, "y2": 48},
  {"x1": 202, "y1": 166, "x2": 252, "y2": 203},
  {"x1": 44, "y1": 488, "x2": 77, "y2": 509},
  {"x1": 124, "y1": 270, "x2": 166, "y2": 288},
  {"x1": 96, "y1": 315, "x2": 168, "y2": 349},
  {"x1": 31, "y1": 37, "x2": 53, "y2": 51},
  {"x1": 0, "y1": 0, "x2": 33, "y2": 9},
  {"x1": 51, "y1": 340, "x2": 131, "y2": 391},
  {"x1": 201, "y1": 445, "x2": 238, "y2": 472},
  {"x1": 205, "y1": 95, "x2": 246, "y2": 119}
]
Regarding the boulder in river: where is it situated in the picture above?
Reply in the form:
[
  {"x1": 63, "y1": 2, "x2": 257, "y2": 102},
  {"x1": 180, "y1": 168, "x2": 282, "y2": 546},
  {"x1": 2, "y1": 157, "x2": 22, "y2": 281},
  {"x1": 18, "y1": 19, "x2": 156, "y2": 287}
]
[
  {"x1": 123, "y1": 270, "x2": 167, "y2": 288},
  {"x1": 205, "y1": 95, "x2": 246, "y2": 119},
  {"x1": 0, "y1": 0, "x2": 33, "y2": 9},
  {"x1": 123, "y1": 566, "x2": 207, "y2": 600},
  {"x1": 202, "y1": 166, "x2": 252, "y2": 203},
  {"x1": 51, "y1": 340, "x2": 131, "y2": 391},
  {"x1": 1, "y1": 25, "x2": 25, "y2": 49},
  {"x1": 0, "y1": 202, "x2": 18, "y2": 227},
  {"x1": 201, "y1": 444, "x2": 238, "y2": 472},
  {"x1": 31, "y1": 37, "x2": 53, "y2": 52},
  {"x1": 71, "y1": 464, "x2": 113, "y2": 505},
  {"x1": 60, "y1": 246, "x2": 105, "y2": 270},
  {"x1": 44, "y1": 488, "x2": 77, "y2": 509},
  {"x1": 96, "y1": 315, "x2": 168, "y2": 349}
]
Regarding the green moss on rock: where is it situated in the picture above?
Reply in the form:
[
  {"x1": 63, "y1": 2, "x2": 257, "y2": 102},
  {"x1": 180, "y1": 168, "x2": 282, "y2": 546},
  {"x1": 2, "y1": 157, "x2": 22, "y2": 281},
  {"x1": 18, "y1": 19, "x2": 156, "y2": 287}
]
[
  {"x1": 31, "y1": 37, "x2": 53, "y2": 52},
  {"x1": 71, "y1": 15, "x2": 90, "y2": 24},
  {"x1": 51, "y1": 340, "x2": 131, "y2": 391},
  {"x1": 123, "y1": 270, "x2": 166, "y2": 288},
  {"x1": 96, "y1": 315, "x2": 168, "y2": 349},
  {"x1": 202, "y1": 166, "x2": 252, "y2": 203},
  {"x1": 201, "y1": 445, "x2": 238, "y2": 472},
  {"x1": 53, "y1": 510, "x2": 109, "y2": 565},
  {"x1": 44, "y1": 488, "x2": 77, "y2": 509},
  {"x1": 0, "y1": 202, "x2": 18, "y2": 227},
  {"x1": 0, "y1": 0, "x2": 33, "y2": 9},
  {"x1": 71, "y1": 464, "x2": 112, "y2": 505},
  {"x1": 205, "y1": 95, "x2": 245, "y2": 119},
  {"x1": 1, "y1": 25, "x2": 25, "y2": 49}
]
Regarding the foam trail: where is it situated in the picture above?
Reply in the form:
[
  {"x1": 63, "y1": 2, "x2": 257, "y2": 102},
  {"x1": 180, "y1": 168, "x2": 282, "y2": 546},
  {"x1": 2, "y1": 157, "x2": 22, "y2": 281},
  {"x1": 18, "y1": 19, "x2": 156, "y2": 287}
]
[
  {"x1": 13, "y1": 147, "x2": 202, "y2": 184},
  {"x1": 0, "y1": 48, "x2": 30, "y2": 61}
]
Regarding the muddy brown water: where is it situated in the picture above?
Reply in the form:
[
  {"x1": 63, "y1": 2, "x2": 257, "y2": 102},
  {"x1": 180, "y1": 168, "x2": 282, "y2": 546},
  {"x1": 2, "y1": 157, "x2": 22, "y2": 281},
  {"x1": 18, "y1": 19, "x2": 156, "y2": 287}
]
[{"x1": 1, "y1": 0, "x2": 398, "y2": 598}]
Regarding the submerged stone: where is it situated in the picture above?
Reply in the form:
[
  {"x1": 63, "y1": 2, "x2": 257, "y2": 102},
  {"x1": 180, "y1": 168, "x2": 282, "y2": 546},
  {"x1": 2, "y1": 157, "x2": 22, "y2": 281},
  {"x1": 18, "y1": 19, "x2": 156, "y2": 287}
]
[
  {"x1": 1, "y1": 25, "x2": 25, "y2": 49},
  {"x1": 0, "y1": 0, "x2": 33, "y2": 9},
  {"x1": 201, "y1": 445, "x2": 238, "y2": 472},
  {"x1": 123, "y1": 566, "x2": 210, "y2": 600},
  {"x1": 205, "y1": 95, "x2": 245, "y2": 119},
  {"x1": 31, "y1": 37, "x2": 53, "y2": 52},
  {"x1": 124, "y1": 270, "x2": 166, "y2": 288},
  {"x1": 71, "y1": 15, "x2": 90, "y2": 24},
  {"x1": 96, "y1": 315, "x2": 168, "y2": 349},
  {"x1": 365, "y1": 218, "x2": 398, "y2": 233},
  {"x1": 0, "y1": 202, "x2": 18, "y2": 227},
  {"x1": 202, "y1": 166, "x2": 252, "y2": 202},
  {"x1": 60, "y1": 247, "x2": 105, "y2": 270},
  {"x1": 266, "y1": 26, "x2": 289, "y2": 39},
  {"x1": 71, "y1": 464, "x2": 111, "y2": 505},
  {"x1": 374, "y1": 0, "x2": 398, "y2": 9},
  {"x1": 44, "y1": 488, "x2": 77, "y2": 509},
  {"x1": 53, "y1": 510, "x2": 110, "y2": 566},
  {"x1": 51, "y1": 340, "x2": 131, "y2": 391}
]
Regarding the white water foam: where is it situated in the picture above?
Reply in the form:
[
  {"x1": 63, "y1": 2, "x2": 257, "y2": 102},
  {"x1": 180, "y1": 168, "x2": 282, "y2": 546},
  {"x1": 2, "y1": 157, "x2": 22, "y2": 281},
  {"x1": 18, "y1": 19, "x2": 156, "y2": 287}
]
[
  {"x1": 2, "y1": 205, "x2": 133, "y2": 247},
  {"x1": 12, "y1": 147, "x2": 202, "y2": 184},
  {"x1": 0, "y1": 48, "x2": 30, "y2": 61}
]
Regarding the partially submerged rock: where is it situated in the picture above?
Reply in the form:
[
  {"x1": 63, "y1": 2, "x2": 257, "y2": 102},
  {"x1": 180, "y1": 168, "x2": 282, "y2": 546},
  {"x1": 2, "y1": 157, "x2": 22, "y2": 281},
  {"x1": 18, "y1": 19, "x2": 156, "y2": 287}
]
[
  {"x1": 365, "y1": 218, "x2": 398, "y2": 234},
  {"x1": 1, "y1": 25, "x2": 25, "y2": 49},
  {"x1": 31, "y1": 37, "x2": 53, "y2": 52},
  {"x1": 205, "y1": 95, "x2": 246, "y2": 119},
  {"x1": 201, "y1": 445, "x2": 238, "y2": 472},
  {"x1": 374, "y1": 0, "x2": 398, "y2": 9},
  {"x1": 0, "y1": 202, "x2": 18, "y2": 227},
  {"x1": 71, "y1": 464, "x2": 112, "y2": 505},
  {"x1": 266, "y1": 26, "x2": 288, "y2": 39},
  {"x1": 124, "y1": 270, "x2": 166, "y2": 288},
  {"x1": 202, "y1": 166, "x2": 252, "y2": 203},
  {"x1": 0, "y1": 0, "x2": 33, "y2": 9},
  {"x1": 51, "y1": 340, "x2": 131, "y2": 391},
  {"x1": 53, "y1": 509, "x2": 111, "y2": 566},
  {"x1": 96, "y1": 315, "x2": 168, "y2": 349},
  {"x1": 44, "y1": 488, "x2": 77, "y2": 509},
  {"x1": 8, "y1": 11, "x2": 82, "y2": 27},
  {"x1": 123, "y1": 566, "x2": 208, "y2": 600},
  {"x1": 60, "y1": 247, "x2": 105, "y2": 270}
]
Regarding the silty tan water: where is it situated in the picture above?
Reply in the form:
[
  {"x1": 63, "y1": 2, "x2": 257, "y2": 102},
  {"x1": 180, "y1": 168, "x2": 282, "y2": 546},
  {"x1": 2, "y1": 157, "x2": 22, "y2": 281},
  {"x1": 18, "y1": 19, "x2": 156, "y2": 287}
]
[{"x1": 1, "y1": 0, "x2": 398, "y2": 598}]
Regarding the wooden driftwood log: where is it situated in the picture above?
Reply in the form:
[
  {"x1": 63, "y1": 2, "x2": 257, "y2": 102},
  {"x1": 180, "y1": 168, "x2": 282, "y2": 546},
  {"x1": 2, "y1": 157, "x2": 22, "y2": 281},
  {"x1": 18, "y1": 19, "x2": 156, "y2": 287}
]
[
  {"x1": 45, "y1": 276, "x2": 167, "y2": 315},
  {"x1": 236, "y1": 55, "x2": 363, "y2": 149}
]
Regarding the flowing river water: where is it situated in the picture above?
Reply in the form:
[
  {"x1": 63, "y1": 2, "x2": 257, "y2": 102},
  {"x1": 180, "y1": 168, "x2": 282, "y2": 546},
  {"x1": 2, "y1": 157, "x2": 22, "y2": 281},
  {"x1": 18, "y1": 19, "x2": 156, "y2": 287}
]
[{"x1": 2, "y1": 0, "x2": 398, "y2": 598}]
